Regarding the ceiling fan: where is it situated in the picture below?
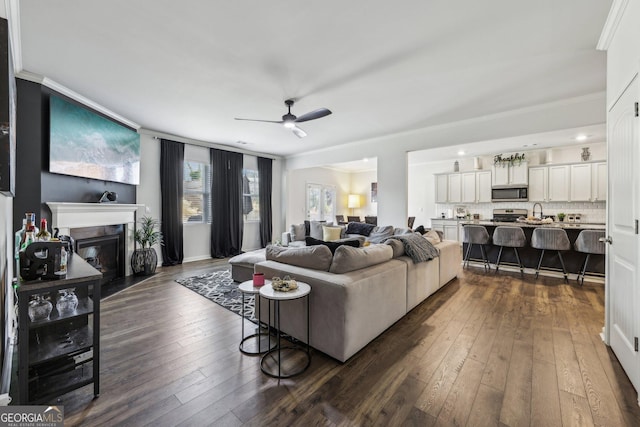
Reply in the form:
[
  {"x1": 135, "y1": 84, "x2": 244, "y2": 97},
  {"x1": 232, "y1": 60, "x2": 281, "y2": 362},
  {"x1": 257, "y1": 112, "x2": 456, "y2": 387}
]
[{"x1": 235, "y1": 99, "x2": 332, "y2": 138}]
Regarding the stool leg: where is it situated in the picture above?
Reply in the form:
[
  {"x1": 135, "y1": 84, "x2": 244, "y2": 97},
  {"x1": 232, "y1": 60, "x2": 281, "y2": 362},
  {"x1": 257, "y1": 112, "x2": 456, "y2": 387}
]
[
  {"x1": 557, "y1": 251, "x2": 568, "y2": 283},
  {"x1": 513, "y1": 247, "x2": 524, "y2": 277},
  {"x1": 535, "y1": 249, "x2": 545, "y2": 279},
  {"x1": 580, "y1": 254, "x2": 591, "y2": 286},
  {"x1": 495, "y1": 246, "x2": 504, "y2": 273},
  {"x1": 480, "y1": 245, "x2": 490, "y2": 272},
  {"x1": 464, "y1": 243, "x2": 473, "y2": 268}
]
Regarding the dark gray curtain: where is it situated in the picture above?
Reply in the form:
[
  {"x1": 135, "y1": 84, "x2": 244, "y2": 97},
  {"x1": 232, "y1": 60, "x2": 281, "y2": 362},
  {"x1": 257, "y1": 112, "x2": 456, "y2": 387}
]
[
  {"x1": 258, "y1": 156, "x2": 273, "y2": 247},
  {"x1": 160, "y1": 139, "x2": 184, "y2": 266},
  {"x1": 210, "y1": 148, "x2": 243, "y2": 258}
]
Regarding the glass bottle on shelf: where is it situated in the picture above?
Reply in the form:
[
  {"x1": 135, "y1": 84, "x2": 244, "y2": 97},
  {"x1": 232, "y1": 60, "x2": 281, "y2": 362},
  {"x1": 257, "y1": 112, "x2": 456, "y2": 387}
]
[
  {"x1": 36, "y1": 218, "x2": 51, "y2": 241},
  {"x1": 56, "y1": 288, "x2": 78, "y2": 315},
  {"x1": 28, "y1": 294, "x2": 53, "y2": 322},
  {"x1": 20, "y1": 226, "x2": 35, "y2": 252}
]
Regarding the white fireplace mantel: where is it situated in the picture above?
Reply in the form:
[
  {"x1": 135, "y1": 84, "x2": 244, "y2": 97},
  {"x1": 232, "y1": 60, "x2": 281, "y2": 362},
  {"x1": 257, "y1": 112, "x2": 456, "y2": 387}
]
[
  {"x1": 47, "y1": 202, "x2": 145, "y2": 230},
  {"x1": 46, "y1": 202, "x2": 146, "y2": 277}
]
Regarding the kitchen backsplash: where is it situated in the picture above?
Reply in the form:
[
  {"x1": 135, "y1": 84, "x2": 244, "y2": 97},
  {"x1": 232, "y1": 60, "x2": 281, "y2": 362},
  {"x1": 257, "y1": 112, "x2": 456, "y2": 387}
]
[{"x1": 435, "y1": 201, "x2": 606, "y2": 224}]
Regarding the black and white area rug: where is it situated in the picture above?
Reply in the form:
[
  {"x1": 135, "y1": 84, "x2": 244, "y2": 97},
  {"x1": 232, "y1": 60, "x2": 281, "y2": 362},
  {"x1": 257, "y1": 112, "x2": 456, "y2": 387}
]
[{"x1": 175, "y1": 268, "x2": 254, "y2": 318}]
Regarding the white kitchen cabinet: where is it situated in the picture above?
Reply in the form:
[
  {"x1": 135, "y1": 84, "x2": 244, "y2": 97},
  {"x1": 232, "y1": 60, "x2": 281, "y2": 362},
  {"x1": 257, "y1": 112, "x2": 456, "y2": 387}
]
[
  {"x1": 492, "y1": 162, "x2": 528, "y2": 186},
  {"x1": 461, "y1": 172, "x2": 477, "y2": 203},
  {"x1": 570, "y1": 163, "x2": 592, "y2": 202},
  {"x1": 435, "y1": 174, "x2": 448, "y2": 203},
  {"x1": 548, "y1": 165, "x2": 570, "y2": 202},
  {"x1": 510, "y1": 162, "x2": 529, "y2": 185},
  {"x1": 431, "y1": 219, "x2": 461, "y2": 242},
  {"x1": 448, "y1": 173, "x2": 461, "y2": 203},
  {"x1": 476, "y1": 171, "x2": 492, "y2": 203},
  {"x1": 528, "y1": 166, "x2": 548, "y2": 202},
  {"x1": 592, "y1": 162, "x2": 607, "y2": 202}
]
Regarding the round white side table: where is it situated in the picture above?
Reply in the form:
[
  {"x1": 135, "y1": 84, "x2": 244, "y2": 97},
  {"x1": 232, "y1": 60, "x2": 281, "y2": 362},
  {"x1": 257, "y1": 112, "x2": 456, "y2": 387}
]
[{"x1": 259, "y1": 281, "x2": 311, "y2": 378}]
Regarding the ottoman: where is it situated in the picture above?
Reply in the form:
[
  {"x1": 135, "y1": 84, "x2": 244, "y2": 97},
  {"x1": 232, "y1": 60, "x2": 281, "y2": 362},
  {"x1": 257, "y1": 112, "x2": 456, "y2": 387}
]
[{"x1": 229, "y1": 249, "x2": 266, "y2": 282}]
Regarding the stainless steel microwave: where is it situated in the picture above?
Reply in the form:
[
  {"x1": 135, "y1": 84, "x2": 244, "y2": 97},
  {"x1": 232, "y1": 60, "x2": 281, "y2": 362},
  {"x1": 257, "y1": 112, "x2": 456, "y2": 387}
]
[{"x1": 491, "y1": 186, "x2": 528, "y2": 202}]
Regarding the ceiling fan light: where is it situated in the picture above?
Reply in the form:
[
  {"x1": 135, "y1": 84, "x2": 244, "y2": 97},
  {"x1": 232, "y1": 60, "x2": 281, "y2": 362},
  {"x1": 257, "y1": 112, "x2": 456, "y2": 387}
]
[{"x1": 283, "y1": 121, "x2": 295, "y2": 129}]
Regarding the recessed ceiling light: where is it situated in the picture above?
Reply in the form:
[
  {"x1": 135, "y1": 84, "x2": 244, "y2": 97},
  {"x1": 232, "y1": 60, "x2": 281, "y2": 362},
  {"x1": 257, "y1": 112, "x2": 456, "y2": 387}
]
[
  {"x1": 235, "y1": 140, "x2": 249, "y2": 145},
  {"x1": 457, "y1": 150, "x2": 465, "y2": 156},
  {"x1": 575, "y1": 134, "x2": 588, "y2": 141},
  {"x1": 363, "y1": 158, "x2": 369, "y2": 162}
]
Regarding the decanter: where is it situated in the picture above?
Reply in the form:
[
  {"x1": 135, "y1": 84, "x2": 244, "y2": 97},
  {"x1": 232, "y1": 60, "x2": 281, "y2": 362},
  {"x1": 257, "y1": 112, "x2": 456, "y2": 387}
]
[
  {"x1": 56, "y1": 288, "x2": 79, "y2": 315},
  {"x1": 28, "y1": 294, "x2": 53, "y2": 322}
]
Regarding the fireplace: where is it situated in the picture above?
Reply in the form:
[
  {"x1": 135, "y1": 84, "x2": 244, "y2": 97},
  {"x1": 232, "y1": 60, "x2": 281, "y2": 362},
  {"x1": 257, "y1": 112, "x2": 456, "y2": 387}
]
[
  {"x1": 46, "y1": 202, "x2": 144, "y2": 278},
  {"x1": 72, "y1": 225, "x2": 125, "y2": 284}
]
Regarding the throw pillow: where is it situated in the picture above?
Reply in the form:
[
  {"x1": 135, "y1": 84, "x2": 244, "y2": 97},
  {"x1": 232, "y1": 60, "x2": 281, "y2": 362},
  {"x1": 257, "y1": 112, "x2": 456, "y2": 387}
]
[
  {"x1": 322, "y1": 225, "x2": 343, "y2": 241},
  {"x1": 266, "y1": 244, "x2": 333, "y2": 271},
  {"x1": 424, "y1": 229, "x2": 442, "y2": 246},
  {"x1": 289, "y1": 224, "x2": 306, "y2": 242},
  {"x1": 305, "y1": 236, "x2": 360, "y2": 255},
  {"x1": 366, "y1": 225, "x2": 394, "y2": 244},
  {"x1": 329, "y1": 244, "x2": 393, "y2": 273},
  {"x1": 385, "y1": 239, "x2": 405, "y2": 257},
  {"x1": 345, "y1": 222, "x2": 376, "y2": 236},
  {"x1": 309, "y1": 221, "x2": 325, "y2": 240}
]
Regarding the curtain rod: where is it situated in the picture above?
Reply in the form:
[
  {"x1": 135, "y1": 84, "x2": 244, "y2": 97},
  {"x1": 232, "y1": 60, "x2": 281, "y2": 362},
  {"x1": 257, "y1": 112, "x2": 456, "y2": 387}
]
[{"x1": 140, "y1": 128, "x2": 280, "y2": 160}]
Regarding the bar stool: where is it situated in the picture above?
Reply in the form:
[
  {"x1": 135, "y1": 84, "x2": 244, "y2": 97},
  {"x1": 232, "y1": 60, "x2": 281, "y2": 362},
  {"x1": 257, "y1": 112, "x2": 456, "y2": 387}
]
[
  {"x1": 463, "y1": 225, "x2": 491, "y2": 272},
  {"x1": 531, "y1": 227, "x2": 571, "y2": 283},
  {"x1": 574, "y1": 230, "x2": 606, "y2": 285},
  {"x1": 492, "y1": 226, "x2": 527, "y2": 276}
]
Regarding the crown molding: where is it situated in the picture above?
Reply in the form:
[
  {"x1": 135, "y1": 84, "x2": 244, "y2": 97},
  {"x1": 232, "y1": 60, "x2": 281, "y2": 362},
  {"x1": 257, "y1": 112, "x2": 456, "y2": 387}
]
[
  {"x1": 5, "y1": 0, "x2": 21, "y2": 72},
  {"x1": 16, "y1": 70, "x2": 140, "y2": 129},
  {"x1": 597, "y1": 0, "x2": 629, "y2": 51}
]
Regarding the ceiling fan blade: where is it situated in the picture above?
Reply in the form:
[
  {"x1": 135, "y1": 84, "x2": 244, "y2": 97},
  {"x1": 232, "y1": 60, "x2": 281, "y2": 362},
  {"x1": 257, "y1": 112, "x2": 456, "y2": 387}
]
[
  {"x1": 234, "y1": 118, "x2": 283, "y2": 124},
  {"x1": 291, "y1": 126, "x2": 307, "y2": 138},
  {"x1": 294, "y1": 108, "x2": 332, "y2": 123}
]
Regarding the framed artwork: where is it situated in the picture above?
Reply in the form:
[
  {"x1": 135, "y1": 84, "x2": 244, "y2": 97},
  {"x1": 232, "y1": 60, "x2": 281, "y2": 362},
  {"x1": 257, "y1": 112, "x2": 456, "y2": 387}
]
[{"x1": 371, "y1": 182, "x2": 377, "y2": 203}]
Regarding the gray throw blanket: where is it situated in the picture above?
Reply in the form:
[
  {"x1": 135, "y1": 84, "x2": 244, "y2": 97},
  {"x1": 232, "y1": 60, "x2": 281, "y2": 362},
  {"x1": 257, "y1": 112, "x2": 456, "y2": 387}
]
[{"x1": 387, "y1": 233, "x2": 439, "y2": 263}]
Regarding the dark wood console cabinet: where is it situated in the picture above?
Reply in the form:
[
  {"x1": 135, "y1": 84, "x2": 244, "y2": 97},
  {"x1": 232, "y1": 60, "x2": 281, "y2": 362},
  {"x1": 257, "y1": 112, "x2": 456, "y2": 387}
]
[{"x1": 17, "y1": 256, "x2": 101, "y2": 404}]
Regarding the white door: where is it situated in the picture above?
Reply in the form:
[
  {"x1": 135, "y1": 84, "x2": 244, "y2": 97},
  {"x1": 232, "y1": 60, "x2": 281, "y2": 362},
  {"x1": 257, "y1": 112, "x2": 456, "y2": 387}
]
[
  {"x1": 592, "y1": 162, "x2": 607, "y2": 202},
  {"x1": 509, "y1": 162, "x2": 528, "y2": 185},
  {"x1": 476, "y1": 171, "x2": 492, "y2": 203},
  {"x1": 461, "y1": 172, "x2": 476, "y2": 203},
  {"x1": 570, "y1": 163, "x2": 592, "y2": 202},
  {"x1": 435, "y1": 175, "x2": 448, "y2": 203},
  {"x1": 448, "y1": 173, "x2": 461, "y2": 203},
  {"x1": 528, "y1": 166, "x2": 548, "y2": 202},
  {"x1": 607, "y1": 75, "x2": 639, "y2": 393},
  {"x1": 548, "y1": 165, "x2": 570, "y2": 202}
]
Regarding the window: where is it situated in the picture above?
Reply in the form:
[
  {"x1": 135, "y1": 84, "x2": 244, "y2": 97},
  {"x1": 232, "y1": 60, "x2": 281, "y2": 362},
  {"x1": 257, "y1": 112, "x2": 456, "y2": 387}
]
[
  {"x1": 183, "y1": 161, "x2": 211, "y2": 223},
  {"x1": 243, "y1": 169, "x2": 260, "y2": 222},
  {"x1": 306, "y1": 183, "x2": 336, "y2": 222}
]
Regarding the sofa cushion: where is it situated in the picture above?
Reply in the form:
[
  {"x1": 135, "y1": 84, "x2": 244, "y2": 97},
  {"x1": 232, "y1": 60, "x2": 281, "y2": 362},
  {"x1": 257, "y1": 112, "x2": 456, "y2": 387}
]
[
  {"x1": 290, "y1": 223, "x2": 306, "y2": 241},
  {"x1": 322, "y1": 225, "x2": 343, "y2": 241},
  {"x1": 305, "y1": 236, "x2": 361, "y2": 255},
  {"x1": 329, "y1": 244, "x2": 393, "y2": 274},
  {"x1": 385, "y1": 239, "x2": 405, "y2": 258},
  {"x1": 424, "y1": 229, "x2": 441, "y2": 246},
  {"x1": 266, "y1": 244, "x2": 333, "y2": 271},
  {"x1": 366, "y1": 225, "x2": 394, "y2": 244},
  {"x1": 345, "y1": 222, "x2": 376, "y2": 236}
]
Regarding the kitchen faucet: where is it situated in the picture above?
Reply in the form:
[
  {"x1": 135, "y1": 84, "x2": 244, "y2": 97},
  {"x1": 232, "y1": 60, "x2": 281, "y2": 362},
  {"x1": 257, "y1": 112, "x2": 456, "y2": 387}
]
[{"x1": 532, "y1": 202, "x2": 543, "y2": 219}]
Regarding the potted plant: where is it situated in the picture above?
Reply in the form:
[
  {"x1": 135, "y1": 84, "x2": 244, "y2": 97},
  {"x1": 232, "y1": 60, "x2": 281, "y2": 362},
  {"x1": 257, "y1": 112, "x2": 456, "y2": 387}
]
[
  {"x1": 131, "y1": 216, "x2": 163, "y2": 276},
  {"x1": 557, "y1": 213, "x2": 566, "y2": 222}
]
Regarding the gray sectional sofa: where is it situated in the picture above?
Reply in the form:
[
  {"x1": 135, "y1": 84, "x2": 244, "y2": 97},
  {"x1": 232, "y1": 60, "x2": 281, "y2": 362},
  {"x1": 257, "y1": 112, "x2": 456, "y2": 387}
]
[{"x1": 253, "y1": 235, "x2": 461, "y2": 362}]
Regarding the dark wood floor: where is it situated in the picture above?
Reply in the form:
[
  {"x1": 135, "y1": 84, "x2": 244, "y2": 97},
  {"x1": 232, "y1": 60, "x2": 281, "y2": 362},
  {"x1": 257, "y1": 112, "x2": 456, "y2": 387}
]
[{"x1": 57, "y1": 260, "x2": 640, "y2": 426}]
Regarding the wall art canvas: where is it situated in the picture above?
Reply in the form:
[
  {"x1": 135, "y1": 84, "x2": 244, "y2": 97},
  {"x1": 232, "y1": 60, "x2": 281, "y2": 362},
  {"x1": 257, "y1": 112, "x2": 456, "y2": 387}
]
[{"x1": 49, "y1": 95, "x2": 140, "y2": 185}]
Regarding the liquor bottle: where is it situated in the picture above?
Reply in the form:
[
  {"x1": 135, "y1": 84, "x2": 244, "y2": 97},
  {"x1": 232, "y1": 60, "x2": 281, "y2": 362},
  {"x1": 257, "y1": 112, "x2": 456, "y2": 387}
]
[
  {"x1": 36, "y1": 218, "x2": 51, "y2": 241},
  {"x1": 19, "y1": 213, "x2": 35, "y2": 247},
  {"x1": 20, "y1": 226, "x2": 35, "y2": 252},
  {"x1": 59, "y1": 246, "x2": 68, "y2": 275},
  {"x1": 14, "y1": 218, "x2": 26, "y2": 275}
]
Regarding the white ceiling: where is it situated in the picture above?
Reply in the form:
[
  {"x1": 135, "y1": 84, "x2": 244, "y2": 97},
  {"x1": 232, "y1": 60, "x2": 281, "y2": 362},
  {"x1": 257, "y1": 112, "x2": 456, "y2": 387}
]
[{"x1": 17, "y1": 1, "x2": 611, "y2": 158}]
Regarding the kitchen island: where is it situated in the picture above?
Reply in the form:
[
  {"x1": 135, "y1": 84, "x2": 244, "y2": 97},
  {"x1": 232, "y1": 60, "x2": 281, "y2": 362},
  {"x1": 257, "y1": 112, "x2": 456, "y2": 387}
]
[{"x1": 460, "y1": 221, "x2": 605, "y2": 279}]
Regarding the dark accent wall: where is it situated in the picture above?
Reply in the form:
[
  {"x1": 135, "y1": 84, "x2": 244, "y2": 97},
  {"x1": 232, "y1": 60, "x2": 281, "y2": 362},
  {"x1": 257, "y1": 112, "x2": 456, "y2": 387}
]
[{"x1": 13, "y1": 79, "x2": 136, "y2": 233}]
